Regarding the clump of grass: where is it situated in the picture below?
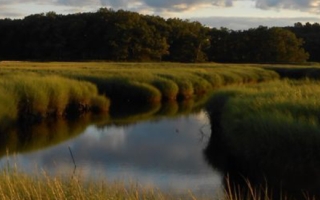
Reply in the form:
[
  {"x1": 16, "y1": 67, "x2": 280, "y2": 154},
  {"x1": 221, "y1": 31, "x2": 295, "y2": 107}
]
[
  {"x1": 0, "y1": 74, "x2": 110, "y2": 122},
  {"x1": 73, "y1": 76, "x2": 162, "y2": 103},
  {"x1": 151, "y1": 78, "x2": 179, "y2": 100},
  {"x1": 157, "y1": 74, "x2": 195, "y2": 99}
]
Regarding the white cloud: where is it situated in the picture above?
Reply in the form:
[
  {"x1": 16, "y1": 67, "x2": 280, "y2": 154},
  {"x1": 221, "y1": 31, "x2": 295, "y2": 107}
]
[
  {"x1": 0, "y1": 0, "x2": 319, "y2": 29},
  {"x1": 0, "y1": 0, "x2": 320, "y2": 13}
]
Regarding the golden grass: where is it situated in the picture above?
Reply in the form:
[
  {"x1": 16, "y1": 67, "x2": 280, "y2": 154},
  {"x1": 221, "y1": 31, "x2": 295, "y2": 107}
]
[
  {"x1": 0, "y1": 73, "x2": 110, "y2": 124},
  {"x1": 0, "y1": 61, "x2": 280, "y2": 102},
  {"x1": 0, "y1": 167, "x2": 170, "y2": 200}
]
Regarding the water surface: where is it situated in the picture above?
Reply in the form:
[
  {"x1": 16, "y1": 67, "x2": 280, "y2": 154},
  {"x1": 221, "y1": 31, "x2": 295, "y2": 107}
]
[{"x1": 0, "y1": 110, "x2": 223, "y2": 197}]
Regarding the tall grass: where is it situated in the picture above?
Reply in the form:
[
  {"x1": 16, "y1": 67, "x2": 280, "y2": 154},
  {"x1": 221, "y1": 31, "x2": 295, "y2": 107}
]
[
  {"x1": 0, "y1": 62, "x2": 280, "y2": 105},
  {"x1": 0, "y1": 74, "x2": 110, "y2": 124},
  {"x1": 0, "y1": 166, "x2": 315, "y2": 200},
  {"x1": 0, "y1": 167, "x2": 173, "y2": 200},
  {"x1": 205, "y1": 79, "x2": 320, "y2": 199}
]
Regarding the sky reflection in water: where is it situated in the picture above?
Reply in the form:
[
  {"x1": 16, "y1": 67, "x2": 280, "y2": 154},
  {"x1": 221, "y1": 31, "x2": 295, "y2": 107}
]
[{"x1": 0, "y1": 111, "x2": 223, "y2": 196}]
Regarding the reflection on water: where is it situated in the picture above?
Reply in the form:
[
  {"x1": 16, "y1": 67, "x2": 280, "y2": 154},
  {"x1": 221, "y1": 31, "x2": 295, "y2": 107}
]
[{"x1": 0, "y1": 97, "x2": 223, "y2": 197}]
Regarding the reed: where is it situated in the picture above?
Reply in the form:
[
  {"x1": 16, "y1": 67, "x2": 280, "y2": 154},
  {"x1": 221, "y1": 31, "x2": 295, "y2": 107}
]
[
  {"x1": 0, "y1": 62, "x2": 280, "y2": 104},
  {"x1": 0, "y1": 74, "x2": 110, "y2": 123},
  {"x1": 205, "y1": 79, "x2": 320, "y2": 199},
  {"x1": 0, "y1": 166, "x2": 314, "y2": 200},
  {"x1": 0, "y1": 167, "x2": 172, "y2": 200}
]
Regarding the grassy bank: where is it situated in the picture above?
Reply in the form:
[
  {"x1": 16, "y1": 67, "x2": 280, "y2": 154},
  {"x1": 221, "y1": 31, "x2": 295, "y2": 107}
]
[
  {"x1": 0, "y1": 74, "x2": 110, "y2": 126},
  {"x1": 206, "y1": 79, "x2": 320, "y2": 159},
  {"x1": 205, "y1": 79, "x2": 320, "y2": 199},
  {"x1": 0, "y1": 62, "x2": 279, "y2": 102},
  {"x1": 0, "y1": 62, "x2": 279, "y2": 125}
]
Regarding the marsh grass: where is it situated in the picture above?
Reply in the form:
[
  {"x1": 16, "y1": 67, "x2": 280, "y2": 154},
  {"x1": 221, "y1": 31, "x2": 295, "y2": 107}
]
[
  {"x1": 0, "y1": 166, "x2": 175, "y2": 200},
  {"x1": 215, "y1": 175, "x2": 320, "y2": 200},
  {"x1": 205, "y1": 79, "x2": 320, "y2": 199},
  {"x1": 206, "y1": 79, "x2": 320, "y2": 158},
  {"x1": 0, "y1": 62, "x2": 279, "y2": 105},
  {"x1": 151, "y1": 78, "x2": 179, "y2": 100},
  {"x1": 0, "y1": 165, "x2": 313, "y2": 200},
  {"x1": 0, "y1": 74, "x2": 110, "y2": 123}
]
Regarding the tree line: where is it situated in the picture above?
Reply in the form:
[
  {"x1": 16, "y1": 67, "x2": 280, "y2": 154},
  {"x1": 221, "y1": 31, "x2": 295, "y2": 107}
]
[{"x1": 0, "y1": 8, "x2": 317, "y2": 63}]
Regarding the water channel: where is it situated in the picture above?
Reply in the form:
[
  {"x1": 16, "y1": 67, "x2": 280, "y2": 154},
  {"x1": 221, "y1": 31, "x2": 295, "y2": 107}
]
[
  {"x1": 0, "y1": 100, "x2": 224, "y2": 198},
  {"x1": 2, "y1": 96, "x2": 320, "y2": 199}
]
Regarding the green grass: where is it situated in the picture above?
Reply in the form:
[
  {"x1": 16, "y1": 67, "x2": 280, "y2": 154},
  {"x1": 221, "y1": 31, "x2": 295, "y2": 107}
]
[
  {"x1": 206, "y1": 79, "x2": 320, "y2": 161},
  {"x1": 0, "y1": 61, "x2": 279, "y2": 125},
  {"x1": 0, "y1": 61, "x2": 280, "y2": 103},
  {"x1": 205, "y1": 79, "x2": 320, "y2": 199},
  {"x1": 0, "y1": 73, "x2": 110, "y2": 124}
]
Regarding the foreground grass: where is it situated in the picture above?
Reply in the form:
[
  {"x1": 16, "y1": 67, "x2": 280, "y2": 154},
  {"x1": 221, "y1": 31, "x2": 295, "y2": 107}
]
[
  {"x1": 0, "y1": 167, "x2": 316, "y2": 200},
  {"x1": 0, "y1": 168, "x2": 171, "y2": 200}
]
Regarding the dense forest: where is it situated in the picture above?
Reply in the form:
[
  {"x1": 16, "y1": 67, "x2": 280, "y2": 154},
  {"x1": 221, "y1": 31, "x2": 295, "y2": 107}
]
[{"x1": 0, "y1": 8, "x2": 318, "y2": 63}]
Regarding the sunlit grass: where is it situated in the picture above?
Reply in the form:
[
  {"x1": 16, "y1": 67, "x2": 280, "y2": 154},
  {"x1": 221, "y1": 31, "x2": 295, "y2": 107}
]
[
  {"x1": 205, "y1": 80, "x2": 320, "y2": 199},
  {"x1": 0, "y1": 62, "x2": 280, "y2": 104},
  {"x1": 0, "y1": 74, "x2": 110, "y2": 123},
  {"x1": 0, "y1": 165, "x2": 315, "y2": 200},
  {"x1": 206, "y1": 79, "x2": 320, "y2": 152},
  {"x1": 0, "y1": 167, "x2": 173, "y2": 200},
  {"x1": 205, "y1": 79, "x2": 320, "y2": 199}
]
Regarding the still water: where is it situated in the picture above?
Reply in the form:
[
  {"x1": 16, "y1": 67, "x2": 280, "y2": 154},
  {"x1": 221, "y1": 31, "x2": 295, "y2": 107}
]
[{"x1": 0, "y1": 110, "x2": 223, "y2": 197}]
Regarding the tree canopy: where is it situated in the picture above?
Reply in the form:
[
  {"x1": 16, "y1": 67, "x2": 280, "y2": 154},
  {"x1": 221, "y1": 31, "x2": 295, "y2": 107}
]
[
  {"x1": 286, "y1": 22, "x2": 320, "y2": 62},
  {"x1": 0, "y1": 9, "x2": 313, "y2": 63}
]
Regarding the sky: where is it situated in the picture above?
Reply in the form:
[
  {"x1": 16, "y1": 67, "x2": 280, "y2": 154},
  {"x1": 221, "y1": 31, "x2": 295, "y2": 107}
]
[{"x1": 0, "y1": 0, "x2": 319, "y2": 29}]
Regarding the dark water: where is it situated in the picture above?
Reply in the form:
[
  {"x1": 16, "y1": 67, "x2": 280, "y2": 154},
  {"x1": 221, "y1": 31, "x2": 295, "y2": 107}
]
[{"x1": 0, "y1": 109, "x2": 223, "y2": 198}]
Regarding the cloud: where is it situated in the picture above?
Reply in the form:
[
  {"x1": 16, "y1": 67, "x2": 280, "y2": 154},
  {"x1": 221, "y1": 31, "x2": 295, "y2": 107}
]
[
  {"x1": 55, "y1": 0, "x2": 99, "y2": 6},
  {"x1": 255, "y1": 0, "x2": 320, "y2": 13},
  {"x1": 193, "y1": 16, "x2": 320, "y2": 30},
  {"x1": 0, "y1": 0, "x2": 319, "y2": 13},
  {"x1": 100, "y1": 0, "x2": 136, "y2": 8},
  {"x1": 1, "y1": 0, "x2": 320, "y2": 23}
]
